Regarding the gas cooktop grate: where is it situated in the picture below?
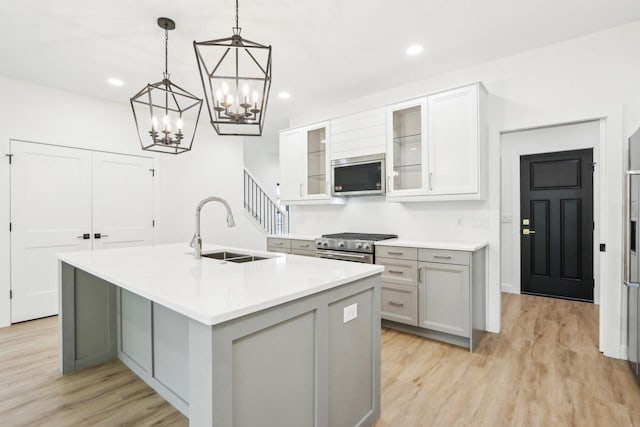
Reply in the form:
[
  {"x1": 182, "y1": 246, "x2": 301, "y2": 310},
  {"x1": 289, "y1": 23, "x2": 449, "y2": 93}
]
[{"x1": 320, "y1": 233, "x2": 397, "y2": 241}]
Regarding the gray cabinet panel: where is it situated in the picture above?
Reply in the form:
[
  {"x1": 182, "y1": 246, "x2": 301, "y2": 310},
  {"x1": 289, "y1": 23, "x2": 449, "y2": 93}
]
[
  {"x1": 153, "y1": 303, "x2": 189, "y2": 402},
  {"x1": 418, "y1": 262, "x2": 470, "y2": 337},
  {"x1": 291, "y1": 239, "x2": 315, "y2": 250},
  {"x1": 266, "y1": 237, "x2": 291, "y2": 249},
  {"x1": 381, "y1": 283, "x2": 418, "y2": 326},
  {"x1": 267, "y1": 246, "x2": 291, "y2": 254},
  {"x1": 292, "y1": 248, "x2": 317, "y2": 257},
  {"x1": 375, "y1": 245, "x2": 418, "y2": 261},
  {"x1": 120, "y1": 289, "x2": 152, "y2": 372},
  {"x1": 376, "y1": 257, "x2": 418, "y2": 286},
  {"x1": 328, "y1": 289, "x2": 375, "y2": 427},
  {"x1": 74, "y1": 269, "x2": 117, "y2": 362},
  {"x1": 418, "y1": 248, "x2": 470, "y2": 265},
  {"x1": 232, "y1": 311, "x2": 316, "y2": 427}
]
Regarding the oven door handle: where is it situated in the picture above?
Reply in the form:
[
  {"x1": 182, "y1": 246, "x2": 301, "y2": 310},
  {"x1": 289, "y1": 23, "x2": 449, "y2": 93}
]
[{"x1": 316, "y1": 250, "x2": 368, "y2": 261}]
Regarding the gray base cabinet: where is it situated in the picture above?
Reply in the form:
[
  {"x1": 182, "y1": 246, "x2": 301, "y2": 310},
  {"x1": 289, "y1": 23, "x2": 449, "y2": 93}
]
[
  {"x1": 59, "y1": 261, "x2": 381, "y2": 427},
  {"x1": 376, "y1": 245, "x2": 486, "y2": 351},
  {"x1": 418, "y1": 262, "x2": 470, "y2": 337},
  {"x1": 267, "y1": 237, "x2": 317, "y2": 257}
]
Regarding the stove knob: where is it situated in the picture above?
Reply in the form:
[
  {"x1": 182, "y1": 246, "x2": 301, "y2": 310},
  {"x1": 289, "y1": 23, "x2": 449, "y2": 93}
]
[
  {"x1": 362, "y1": 243, "x2": 371, "y2": 250},
  {"x1": 355, "y1": 242, "x2": 363, "y2": 249},
  {"x1": 316, "y1": 240, "x2": 322, "y2": 246},
  {"x1": 338, "y1": 241, "x2": 345, "y2": 248},
  {"x1": 323, "y1": 241, "x2": 329, "y2": 247}
]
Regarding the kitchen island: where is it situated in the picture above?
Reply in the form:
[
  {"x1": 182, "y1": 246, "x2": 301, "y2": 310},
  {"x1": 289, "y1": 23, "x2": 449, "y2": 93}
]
[{"x1": 57, "y1": 243, "x2": 383, "y2": 427}]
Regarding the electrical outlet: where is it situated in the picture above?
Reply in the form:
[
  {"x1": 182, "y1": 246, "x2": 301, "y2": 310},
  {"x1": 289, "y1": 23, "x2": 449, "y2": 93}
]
[{"x1": 343, "y1": 303, "x2": 358, "y2": 323}]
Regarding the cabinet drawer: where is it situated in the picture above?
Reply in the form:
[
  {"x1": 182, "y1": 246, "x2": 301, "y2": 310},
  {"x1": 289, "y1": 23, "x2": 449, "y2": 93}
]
[
  {"x1": 418, "y1": 249, "x2": 470, "y2": 265},
  {"x1": 268, "y1": 246, "x2": 291, "y2": 254},
  {"x1": 381, "y1": 284, "x2": 417, "y2": 326},
  {"x1": 376, "y1": 257, "x2": 418, "y2": 287},
  {"x1": 375, "y1": 246, "x2": 417, "y2": 261},
  {"x1": 292, "y1": 248, "x2": 317, "y2": 257},
  {"x1": 291, "y1": 239, "x2": 315, "y2": 251},
  {"x1": 267, "y1": 238, "x2": 291, "y2": 249}
]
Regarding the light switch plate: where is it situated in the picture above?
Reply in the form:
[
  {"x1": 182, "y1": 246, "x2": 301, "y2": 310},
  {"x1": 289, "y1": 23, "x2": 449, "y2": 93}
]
[{"x1": 343, "y1": 303, "x2": 358, "y2": 323}]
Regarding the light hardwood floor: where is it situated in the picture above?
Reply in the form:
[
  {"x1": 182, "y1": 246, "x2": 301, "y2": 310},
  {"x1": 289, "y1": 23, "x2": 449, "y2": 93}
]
[{"x1": 1, "y1": 293, "x2": 639, "y2": 426}]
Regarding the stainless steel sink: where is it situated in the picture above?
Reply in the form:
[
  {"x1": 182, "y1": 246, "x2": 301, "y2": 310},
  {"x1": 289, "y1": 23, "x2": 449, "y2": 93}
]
[{"x1": 201, "y1": 251, "x2": 269, "y2": 263}]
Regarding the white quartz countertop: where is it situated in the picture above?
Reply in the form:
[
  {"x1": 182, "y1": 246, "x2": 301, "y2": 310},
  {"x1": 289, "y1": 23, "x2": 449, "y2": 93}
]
[
  {"x1": 377, "y1": 239, "x2": 488, "y2": 252},
  {"x1": 267, "y1": 234, "x2": 319, "y2": 241},
  {"x1": 58, "y1": 243, "x2": 383, "y2": 326}
]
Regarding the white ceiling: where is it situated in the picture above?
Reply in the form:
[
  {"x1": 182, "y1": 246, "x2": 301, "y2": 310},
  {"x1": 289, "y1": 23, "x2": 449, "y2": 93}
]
[{"x1": 2, "y1": 0, "x2": 640, "y2": 124}]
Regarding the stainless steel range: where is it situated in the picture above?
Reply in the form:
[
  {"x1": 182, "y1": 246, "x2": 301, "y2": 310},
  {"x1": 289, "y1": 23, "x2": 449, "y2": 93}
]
[{"x1": 315, "y1": 232, "x2": 398, "y2": 264}]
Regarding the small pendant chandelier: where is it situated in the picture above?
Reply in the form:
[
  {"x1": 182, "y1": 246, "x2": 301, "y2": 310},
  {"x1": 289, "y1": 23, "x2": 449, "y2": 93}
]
[
  {"x1": 194, "y1": 0, "x2": 272, "y2": 136},
  {"x1": 131, "y1": 18, "x2": 203, "y2": 154}
]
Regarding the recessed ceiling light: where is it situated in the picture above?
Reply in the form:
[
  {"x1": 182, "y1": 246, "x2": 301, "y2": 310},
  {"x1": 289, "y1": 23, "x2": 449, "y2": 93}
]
[
  {"x1": 278, "y1": 92, "x2": 291, "y2": 99},
  {"x1": 406, "y1": 44, "x2": 423, "y2": 56},
  {"x1": 107, "y1": 77, "x2": 124, "y2": 87}
]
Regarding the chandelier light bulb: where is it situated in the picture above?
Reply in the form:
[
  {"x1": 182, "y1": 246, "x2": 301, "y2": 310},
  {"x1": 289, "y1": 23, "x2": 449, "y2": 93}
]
[
  {"x1": 252, "y1": 90, "x2": 259, "y2": 103},
  {"x1": 222, "y1": 82, "x2": 229, "y2": 95},
  {"x1": 151, "y1": 116, "x2": 158, "y2": 130},
  {"x1": 177, "y1": 118, "x2": 183, "y2": 132}
]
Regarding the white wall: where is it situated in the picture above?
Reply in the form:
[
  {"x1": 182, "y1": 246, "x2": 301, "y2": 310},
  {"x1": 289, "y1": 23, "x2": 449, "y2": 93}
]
[
  {"x1": 0, "y1": 75, "x2": 265, "y2": 328},
  {"x1": 286, "y1": 21, "x2": 640, "y2": 357}
]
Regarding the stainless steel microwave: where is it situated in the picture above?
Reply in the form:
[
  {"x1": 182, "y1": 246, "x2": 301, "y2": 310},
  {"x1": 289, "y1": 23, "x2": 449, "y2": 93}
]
[{"x1": 331, "y1": 154, "x2": 385, "y2": 196}]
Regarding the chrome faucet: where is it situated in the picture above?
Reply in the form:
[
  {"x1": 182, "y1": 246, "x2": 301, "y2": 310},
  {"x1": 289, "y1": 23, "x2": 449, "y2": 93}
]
[{"x1": 190, "y1": 196, "x2": 236, "y2": 259}]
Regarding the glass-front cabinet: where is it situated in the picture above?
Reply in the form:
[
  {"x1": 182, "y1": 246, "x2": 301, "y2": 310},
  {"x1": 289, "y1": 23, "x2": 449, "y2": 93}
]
[
  {"x1": 386, "y1": 83, "x2": 484, "y2": 201},
  {"x1": 306, "y1": 126, "x2": 328, "y2": 196},
  {"x1": 387, "y1": 98, "x2": 428, "y2": 196},
  {"x1": 279, "y1": 121, "x2": 331, "y2": 203}
]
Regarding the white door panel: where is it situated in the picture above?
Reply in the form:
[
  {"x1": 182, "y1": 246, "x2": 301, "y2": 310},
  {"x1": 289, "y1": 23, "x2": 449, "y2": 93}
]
[
  {"x1": 10, "y1": 142, "x2": 92, "y2": 323},
  {"x1": 92, "y1": 152, "x2": 153, "y2": 250}
]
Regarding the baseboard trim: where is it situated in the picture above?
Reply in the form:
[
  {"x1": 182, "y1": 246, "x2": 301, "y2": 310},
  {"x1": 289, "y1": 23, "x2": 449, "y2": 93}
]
[{"x1": 501, "y1": 283, "x2": 518, "y2": 294}]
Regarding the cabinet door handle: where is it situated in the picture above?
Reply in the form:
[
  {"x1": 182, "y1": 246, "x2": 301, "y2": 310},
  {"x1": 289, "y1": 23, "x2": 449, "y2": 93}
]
[
  {"x1": 433, "y1": 255, "x2": 452, "y2": 259},
  {"x1": 77, "y1": 233, "x2": 90, "y2": 240},
  {"x1": 299, "y1": 183, "x2": 303, "y2": 197},
  {"x1": 388, "y1": 251, "x2": 403, "y2": 256},
  {"x1": 300, "y1": 244, "x2": 309, "y2": 248},
  {"x1": 429, "y1": 172, "x2": 433, "y2": 191},
  {"x1": 388, "y1": 301, "x2": 404, "y2": 307},
  {"x1": 418, "y1": 266, "x2": 423, "y2": 283},
  {"x1": 387, "y1": 175, "x2": 391, "y2": 191},
  {"x1": 275, "y1": 242, "x2": 283, "y2": 246},
  {"x1": 388, "y1": 269, "x2": 404, "y2": 275}
]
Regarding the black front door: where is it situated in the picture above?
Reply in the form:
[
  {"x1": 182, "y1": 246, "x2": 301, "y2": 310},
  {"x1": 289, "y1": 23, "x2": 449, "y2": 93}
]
[{"x1": 520, "y1": 149, "x2": 594, "y2": 302}]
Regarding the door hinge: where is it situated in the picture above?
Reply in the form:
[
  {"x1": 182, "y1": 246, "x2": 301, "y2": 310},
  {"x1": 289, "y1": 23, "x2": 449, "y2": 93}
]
[
  {"x1": 149, "y1": 168, "x2": 155, "y2": 177},
  {"x1": 152, "y1": 219, "x2": 155, "y2": 227},
  {"x1": 6, "y1": 154, "x2": 13, "y2": 164},
  {"x1": 600, "y1": 243, "x2": 606, "y2": 252},
  {"x1": 591, "y1": 161, "x2": 596, "y2": 172},
  {"x1": 9, "y1": 222, "x2": 11, "y2": 232},
  {"x1": 9, "y1": 290, "x2": 12, "y2": 299}
]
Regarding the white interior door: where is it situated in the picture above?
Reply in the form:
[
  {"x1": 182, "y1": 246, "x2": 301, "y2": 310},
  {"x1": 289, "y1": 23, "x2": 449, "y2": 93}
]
[
  {"x1": 10, "y1": 142, "x2": 92, "y2": 323},
  {"x1": 91, "y1": 152, "x2": 154, "y2": 250}
]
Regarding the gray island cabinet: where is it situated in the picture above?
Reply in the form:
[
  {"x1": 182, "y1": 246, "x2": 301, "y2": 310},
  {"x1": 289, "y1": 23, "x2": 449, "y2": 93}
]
[{"x1": 58, "y1": 243, "x2": 383, "y2": 427}]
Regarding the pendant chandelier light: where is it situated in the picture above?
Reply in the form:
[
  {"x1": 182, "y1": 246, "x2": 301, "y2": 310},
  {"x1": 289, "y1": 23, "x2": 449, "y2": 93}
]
[
  {"x1": 194, "y1": 0, "x2": 272, "y2": 136},
  {"x1": 131, "y1": 18, "x2": 203, "y2": 154}
]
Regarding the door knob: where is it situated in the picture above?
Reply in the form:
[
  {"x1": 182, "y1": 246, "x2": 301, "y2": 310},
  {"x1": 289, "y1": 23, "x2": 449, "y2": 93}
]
[
  {"x1": 77, "y1": 233, "x2": 90, "y2": 240},
  {"x1": 522, "y1": 229, "x2": 536, "y2": 235},
  {"x1": 94, "y1": 233, "x2": 109, "y2": 239}
]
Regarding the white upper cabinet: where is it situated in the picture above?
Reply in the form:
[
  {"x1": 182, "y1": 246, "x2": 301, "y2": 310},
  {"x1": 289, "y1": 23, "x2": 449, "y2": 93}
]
[
  {"x1": 427, "y1": 85, "x2": 479, "y2": 195},
  {"x1": 279, "y1": 82, "x2": 487, "y2": 204},
  {"x1": 279, "y1": 121, "x2": 333, "y2": 204},
  {"x1": 386, "y1": 82, "x2": 487, "y2": 201},
  {"x1": 279, "y1": 128, "x2": 306, "y2": 202},
  {"x1": 330, "y1": 108, "x2": 386, "y2": 160},
  {"x1": 386, "y1": 98, "x2": 428, "y2": 197}
]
